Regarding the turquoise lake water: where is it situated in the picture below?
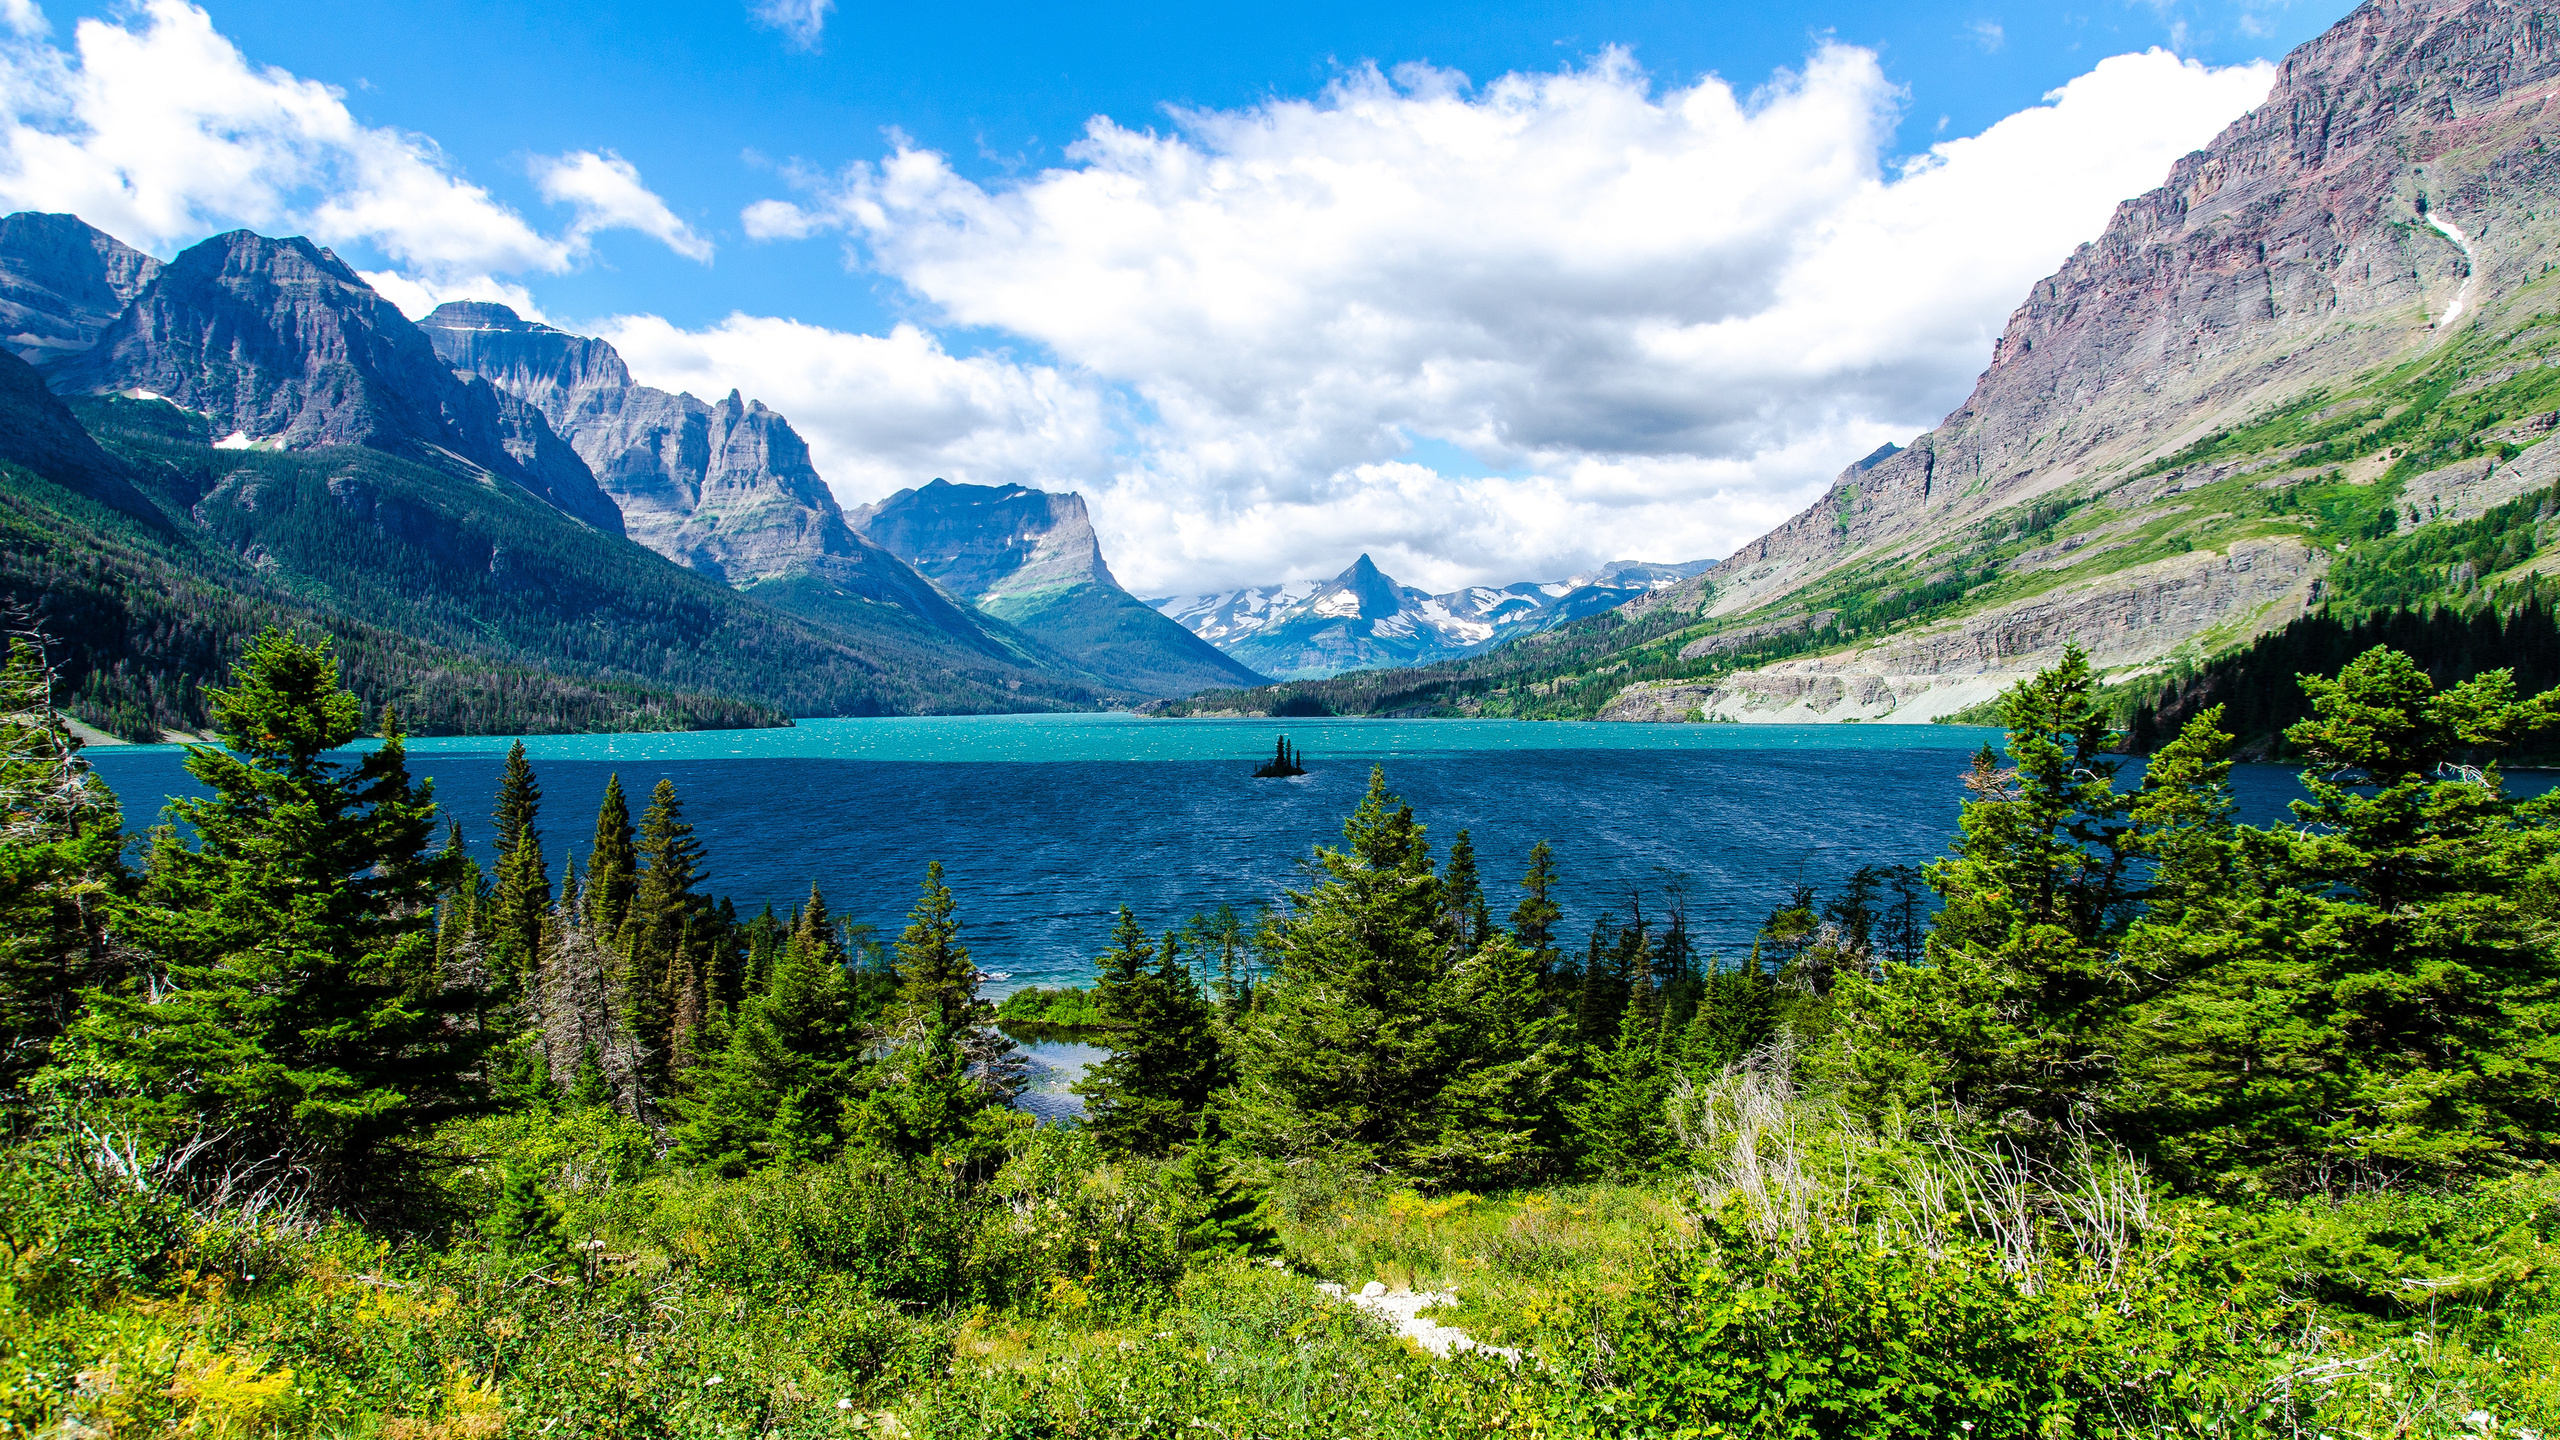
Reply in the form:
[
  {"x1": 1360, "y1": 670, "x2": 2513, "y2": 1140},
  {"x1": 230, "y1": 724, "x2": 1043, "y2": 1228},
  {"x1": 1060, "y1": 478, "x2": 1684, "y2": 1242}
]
[{"x1": 82, "y1": 713, "x2": 2339, "y2": 992}]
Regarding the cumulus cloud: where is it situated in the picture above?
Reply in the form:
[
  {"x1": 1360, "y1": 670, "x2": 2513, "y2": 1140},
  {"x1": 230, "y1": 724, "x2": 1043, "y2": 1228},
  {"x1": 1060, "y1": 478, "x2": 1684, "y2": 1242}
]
[
  {"x1": 595, "y1": 313, "x2": 1115, "y2": 500},
  {"x1": 744, "y1": 45, "x2": 2273, "y2": 594},
  {"x1": 0, "y1": 0, "x2": 704, "y2": 291},
  {"x1": 533, "y1": 149, "x2": 713, "y2": 262}
]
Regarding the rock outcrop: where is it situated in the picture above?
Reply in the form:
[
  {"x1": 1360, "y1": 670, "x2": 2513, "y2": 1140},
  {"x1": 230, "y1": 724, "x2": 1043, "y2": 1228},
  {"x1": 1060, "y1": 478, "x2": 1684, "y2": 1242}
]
[
  {"x1": 852, "y1": 478, "x2": 1264, "y2": 696},
  {"x1": 48, "y1": 232, "x2": 623, "y2": 532},
  {"x1": 419, "y1": 302, "x2": 1020, "y2": 662},
  {"x1": 0, "y1": 212, "x2": 160, "y2": 364}
]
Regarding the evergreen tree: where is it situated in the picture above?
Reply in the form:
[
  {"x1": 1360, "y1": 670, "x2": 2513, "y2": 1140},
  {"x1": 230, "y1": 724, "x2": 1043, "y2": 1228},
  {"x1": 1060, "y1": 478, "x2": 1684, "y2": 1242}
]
[
  {"x1": 2121, "y1": 651, "x2": 2560, "y2": 1186},
  {"x1": 1573, "y1": 1002, "x2": 1676, "y2": 1179},
  {"x1": 488, "y1": 741, "x2": 548, "y2": 988},
  {"x1": 1182, "y1": 903, "x2": 1253, "y2": 1013},
  {"x1": 1076, "y1": 908, "x2": 1221, "y2": 1157},
  {"x1": 1229, "y1": 768, "x2": 1453, "y2": 1171},
  {"x1": 95, "y1": 631, "x2": 477, "y2": 1205},
  {"x1": 1852, "y1": 644, "x2": 2147, "y2": 1127},
  {"x1": 1409, "y1": 932, "x2": 1572, "y2": 1187},
  {"x1": 850, "y1": 862, "x2": 1026, "y2": 1167},
  {"x1": 1680, "y1": 953, "x2": 1778, "y2": 1076},
  {"x1": 1177, "y1": 1121, "x2": 1277, "y2": 1258},
  {"x1": 0, "y1": 635, "x2": 126, "y2": 1097},
  {"x1": 1443, "y1": 829, "x2": 1489, "y2": 955},
  {"x1": 674, "y1": 885, "x2": 870, "y2": 1174},
  {"x1": 631, "y1": 779, "x2": 707, "y2": 1088},
  {"x1": 1510, "y1": 840, "x2": 1563, "y2": 967},
  {"x1": 584, "y1": 774, "x2": 636, "y2": 935}
]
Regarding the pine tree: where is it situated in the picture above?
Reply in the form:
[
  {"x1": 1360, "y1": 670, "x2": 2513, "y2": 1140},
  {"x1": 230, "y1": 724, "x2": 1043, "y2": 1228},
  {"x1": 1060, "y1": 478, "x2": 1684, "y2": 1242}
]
[
  {"x1": 95, "y1": 631, "x2": 478, "y2": 1205},
  {"x1": 1443, "y1": 829, "x2": 1487, "y2": 955},
  {"x1": 1178, "y1": 1121, "x2": 1277, "y2": 1258},
  {"x1": 850, "y1": 862, "x2": 1026, "y2": 1167},
  {"x1": 488, "y1": 741, "x2": 548, "y2": 989},
  {"x1": 1853, "y1": 644, "x2": 2147, "y2": 1127},
  {"x1": 2120, "y1": 651, "x2": 2560, "y2": 1186},
  {"x1": 674, "y1": 888, "x2": 870, "y2": 1175},
  {"x1": 631, "y1": 779, "x2": 707, "y2": 1089},
  {"x1": 1410, "y1": 932, "x2": 1572, "y2": 1187},
  {"x1": 1573, "y1": 1001, "x2": 1676, "y2": 1179},
  {"x1": 584, "y1": 774, "x2": 636, "y2": 935},
  {"x1": 1510, "y1": 840, "x2": 1563, "y2": 967},
  {"x1": 1076, "y1": 908, "x2": 1221, "y2": 1157},
  {"x1": 1680, "y1": 953, "x2": 1778, "y2": 1076},
  {"x1": 1229, "y1": 768, "x2": 1453, "y2": 1171}
]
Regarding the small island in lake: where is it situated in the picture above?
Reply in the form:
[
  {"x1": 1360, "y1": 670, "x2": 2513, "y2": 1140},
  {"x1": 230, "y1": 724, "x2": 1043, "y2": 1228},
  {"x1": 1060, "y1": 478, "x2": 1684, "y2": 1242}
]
[{"x1": 1252, "y1": 736, "x2": 1308, "y2": 777}]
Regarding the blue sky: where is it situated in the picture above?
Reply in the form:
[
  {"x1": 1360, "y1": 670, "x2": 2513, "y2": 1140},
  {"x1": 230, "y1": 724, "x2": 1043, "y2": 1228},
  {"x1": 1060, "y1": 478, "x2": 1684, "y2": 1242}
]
[{"x1": 0, "y1": 0, "x2": 2349, "y2": 591}]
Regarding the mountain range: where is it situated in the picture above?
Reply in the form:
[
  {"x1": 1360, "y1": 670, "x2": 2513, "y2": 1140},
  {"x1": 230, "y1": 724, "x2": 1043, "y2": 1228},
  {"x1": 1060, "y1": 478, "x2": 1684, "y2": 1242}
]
[
  {"x1": 1152, "y1": 555, "x2": 1714, "y2": 680},
  {"x1": 0, "y1": 216, "x2": 1245, "y2": 738},
  {"x1": 1167, "y1": 0, "x2": 2560, "y2": 724}
]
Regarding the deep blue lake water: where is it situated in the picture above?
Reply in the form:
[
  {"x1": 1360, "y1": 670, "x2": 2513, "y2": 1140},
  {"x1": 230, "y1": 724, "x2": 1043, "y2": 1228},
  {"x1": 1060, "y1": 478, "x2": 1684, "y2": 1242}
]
[{"x1": 77, "y1": 714, "x2": 2387, "y2": 993}]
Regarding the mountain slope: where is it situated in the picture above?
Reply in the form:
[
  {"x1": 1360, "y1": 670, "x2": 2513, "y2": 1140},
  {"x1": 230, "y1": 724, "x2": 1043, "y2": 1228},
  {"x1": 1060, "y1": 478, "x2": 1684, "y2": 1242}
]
[
  {"x1": 1172, "y1": 0, "x2": 2560, "y2": 722},
  {"x1": 414, "y1": 302, "x2": 1034, "y2": 666},
  {"x1": 851, "y1": 478, "x2": 1264, "y2": 697}
]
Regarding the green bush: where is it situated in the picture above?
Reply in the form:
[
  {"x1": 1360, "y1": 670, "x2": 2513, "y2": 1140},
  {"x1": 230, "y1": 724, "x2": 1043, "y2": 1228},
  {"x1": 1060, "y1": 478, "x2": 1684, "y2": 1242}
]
[{"x1": 1554, "y1": 1214, "x2": 2280, "y2": 1439}]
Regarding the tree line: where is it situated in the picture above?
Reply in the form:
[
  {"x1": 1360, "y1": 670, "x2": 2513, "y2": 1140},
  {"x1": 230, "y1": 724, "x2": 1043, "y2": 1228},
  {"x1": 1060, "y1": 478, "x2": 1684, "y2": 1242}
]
[{"x1": 5, "y1": 625, "x2": 2556, "y2": 1224}]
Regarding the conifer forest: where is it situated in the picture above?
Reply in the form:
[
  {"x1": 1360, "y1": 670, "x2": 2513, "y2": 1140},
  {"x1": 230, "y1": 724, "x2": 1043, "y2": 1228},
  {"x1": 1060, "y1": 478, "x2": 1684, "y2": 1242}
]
[{"x1": 4, "y1": 626, "x2": 2558, "y2": 1437}]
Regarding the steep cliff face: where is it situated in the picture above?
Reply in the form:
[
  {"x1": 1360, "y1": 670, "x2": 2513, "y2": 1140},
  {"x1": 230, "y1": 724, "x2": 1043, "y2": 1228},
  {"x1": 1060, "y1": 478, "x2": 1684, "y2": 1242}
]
[
  {"x1": 418, "y1": 302, "x2": 1018, "y2": 661},
  {"x1": 0, "y1": 213, "x2": 160, "y2": 364},
  {"x1": 48, "y1": 233, "x2": 623, "y2": 532},
  {"x1": 1609, "y1": 0, "x2": 2560, "y2": 719},
  {"x1": 852, "y1": 478, "x2": 1265, "y2": 695}
]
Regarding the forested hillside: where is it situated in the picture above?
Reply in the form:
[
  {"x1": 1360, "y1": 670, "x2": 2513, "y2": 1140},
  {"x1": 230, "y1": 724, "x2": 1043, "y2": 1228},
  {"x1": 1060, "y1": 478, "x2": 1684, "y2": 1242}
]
[{"x1": 4, "y1": 627, "x2": 2553, "y2": 1434}]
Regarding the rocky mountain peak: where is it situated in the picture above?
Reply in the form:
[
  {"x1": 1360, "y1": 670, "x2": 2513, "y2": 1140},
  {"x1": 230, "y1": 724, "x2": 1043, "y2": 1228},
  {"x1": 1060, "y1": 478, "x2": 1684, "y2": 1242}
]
[
  {"x1": 0, "y1": 212, "x2": 161, "y2": 363},
  {"x1": 1331, "y1": 553, "x2": 1409, "y2": 620},
  {"x1": 849, "y1": 478, "x2": 1114, "y2": 604},
  {"x1": 49, "y1": 229, "x2": 621, "y2": 532},
  {"x1": 420, "y1": 300, "x2": 635, "y2": 404}
]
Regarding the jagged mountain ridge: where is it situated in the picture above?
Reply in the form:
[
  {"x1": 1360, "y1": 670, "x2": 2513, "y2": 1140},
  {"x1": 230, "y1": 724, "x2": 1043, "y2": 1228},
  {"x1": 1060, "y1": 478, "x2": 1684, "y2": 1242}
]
[
  {"x1": 40, "y1": 230, "x2": 627, "y2": 533},
  {"x1": 417, "y1": 302, "x2": 1026, "y2": 665},
  {"x1": 1154, "y1": 554, "x2": 1714, "y2": 680},
  {"x1": 850, "y1": 478, "x2": 1266, "y2": 696}
]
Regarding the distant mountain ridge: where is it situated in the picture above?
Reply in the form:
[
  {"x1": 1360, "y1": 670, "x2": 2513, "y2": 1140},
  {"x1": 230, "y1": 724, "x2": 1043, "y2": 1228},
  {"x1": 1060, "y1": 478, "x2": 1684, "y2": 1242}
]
[
  {"x1": 1153, "y1": 554, "x2": 1714, "y2": 680},
  {"x1": 417, "y1": 301, "x2": 1029, "y2": 666},
  {"x1": 851, "y1": 478, "x2": 1265, "y2": 696}
]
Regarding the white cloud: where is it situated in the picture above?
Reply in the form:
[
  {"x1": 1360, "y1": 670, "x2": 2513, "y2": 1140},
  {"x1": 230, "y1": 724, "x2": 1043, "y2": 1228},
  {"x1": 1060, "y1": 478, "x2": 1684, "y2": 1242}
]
[
  {"x1": 595, "y1": 313, "x2": 1114, "y2": 501},
  {"x1": 360, "y1": 268, "x2": 546, "y2": 322},
  {"x1": 0, "y1": 0, "x2": 705, "y2": 287},
  {"x1": 752, "y1": 0, "x2": 830, "y2": 50},
  {"x1": 532, "y1": 149, "x2": 713, "y2": 262},
  {"x1": 746, "y1": 45, "x2": 2273, "y2": 594},
  {"x1": 1970, "y1": 19, "x2": 2006, "y2": 52}
]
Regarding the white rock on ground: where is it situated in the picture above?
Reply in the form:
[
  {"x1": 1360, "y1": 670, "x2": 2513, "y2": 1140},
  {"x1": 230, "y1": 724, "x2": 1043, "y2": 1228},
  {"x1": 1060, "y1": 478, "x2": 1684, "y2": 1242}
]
[{"x1": 1316, "y1": 1280, "x2": 1521, "y2": 1362}]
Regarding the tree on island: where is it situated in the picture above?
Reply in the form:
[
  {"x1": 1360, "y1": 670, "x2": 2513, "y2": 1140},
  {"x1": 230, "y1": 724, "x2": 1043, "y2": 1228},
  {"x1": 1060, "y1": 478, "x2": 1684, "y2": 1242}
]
[{"x1": 1252, "y1": 736, "x2": 1307, "y2": 777}]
